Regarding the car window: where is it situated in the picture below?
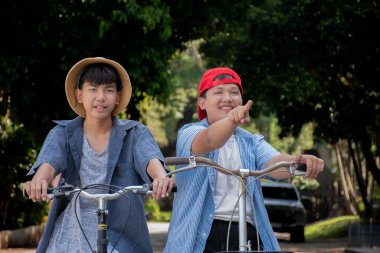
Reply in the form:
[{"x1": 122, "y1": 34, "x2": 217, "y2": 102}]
[{"x1": 262, "y1": 186, "x2": 298, "y2": 200}]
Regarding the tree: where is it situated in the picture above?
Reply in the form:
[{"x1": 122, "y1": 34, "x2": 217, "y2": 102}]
[
  {"x1": 0, "y1": 0, "x2": 239, "y2": 229},
  {"x1": 197, "y1": 0, "x2": 380, "y2": 219},
  {"x1": 1, "y1": 0, "x2": 178, "y2": 138},
  {"x1": 1, "y1": 0, "x2": 379, "y2": 229},
  {"x1": 0, "y1": 116, "x2": 48, "y2": 229},
  {"x1": 0, "y1": 0, "x2": 188, "y2": 228},
  {"x1": 139, "y1": 41, "x2": 205, "y2": 156}
]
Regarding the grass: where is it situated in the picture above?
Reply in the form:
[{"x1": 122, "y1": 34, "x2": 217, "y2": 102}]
[
  {"x1": 151, "y1": 211, "x2": 172, "y2": 222},
  {"x1": 145, "y1": 199, "x2": 172, "y2": 222},
  {"x1": 145, "y1": 198, "x2": 361, "y2": 241},
  {"x1": 305, "y1": 215, "x2": 359, "y2": 241}
]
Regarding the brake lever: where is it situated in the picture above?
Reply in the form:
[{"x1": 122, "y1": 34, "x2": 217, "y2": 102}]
[{"x1": 47, "y1": 183, "x2": 76, "y2": 199}]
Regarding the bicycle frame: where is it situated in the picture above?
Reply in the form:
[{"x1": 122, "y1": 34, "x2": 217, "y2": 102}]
[
  {"x1": 48, "y1": 184, "x2": 153, "y2": 253},
  {"x1": 165, "y1": 156, "x2": 306, "y2": 252}
]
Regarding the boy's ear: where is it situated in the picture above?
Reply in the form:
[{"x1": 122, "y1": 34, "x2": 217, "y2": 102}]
[
  {"x1": 75, "y1": 89, "x2": 83, "y2": 103},
  {"x1": 198, "y1": 97, "x2": 206, "y2": 110},
  {"x1": 114, "y1": 92, "x2": 120, "y2": 105}
]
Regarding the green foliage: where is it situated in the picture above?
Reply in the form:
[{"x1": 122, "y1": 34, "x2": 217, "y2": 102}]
[
  {"x1": 305, "y1": 215, "x2": 359, "y2": 241},
  {"x1": 292, "y1": 177, "x2": 320, "y2": 191},
  {"x1": 144, "y1": 199, "x2": 171, "y2": 222},
  {"x1": 138, "y1": 41, "x2": 204, "y2": 154},
  {"x1": 244, "y1": 114, "x2": 320, "y2": 190},
  {"x1": 2, "y1": 0, "x2": 379, "y2": 228},
  {"x1": 0, "y1": 0, "x2": 179, "y2": 140},
  {"x1": 144, "y1": 199, "x2": 160, "y2": 214},
  {"x1": 200, "y1": 0, "x2": 379, "y2": 144},
  {"x1": 244, "y1": 114, "x2": 315, "y2": 154},
  {"x1": 0, "y1": 116, "x2": 48, "y2": 229},
  {"x1": 194, "y1": 0, "x2": 379, "y2": 217},
  {"x1": 0, "y1": 0, "x2": 195, "y2": 228}
]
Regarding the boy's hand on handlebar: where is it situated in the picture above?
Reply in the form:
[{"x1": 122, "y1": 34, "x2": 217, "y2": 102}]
[
  {"x1": 151, "y1": 175, "x2": 174, "y2": 200},
  {"x1": 296, "y1": 154, "x2": 324, "y2": 179},
  {"x1": 23, "y1": 179, "x2": 50, "y2": 202},
  {"x1": 227, "y1": 100, "x2": 252, "y2": 125}
]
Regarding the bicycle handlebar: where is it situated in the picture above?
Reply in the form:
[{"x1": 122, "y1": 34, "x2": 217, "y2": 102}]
[
  {"x1": 164, "y1": 156, "x2": 306, "y2": 177},
  {"x1": 47, "y1": 183, "x2": 177, "y2": 200}
]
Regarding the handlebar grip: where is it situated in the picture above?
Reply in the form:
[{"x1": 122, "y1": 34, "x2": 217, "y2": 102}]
[
  {"x1": 164, "y1": 157, "x2": 190, "y2": 165},
  {"x1": 292, "y1": 163, "x2": 307, "y2": 176},
  {"x1": 47, "y1": 188, "x2": 67, "y2": 198},
  {"x1": 148, "y1": 184, "x2": 177, "y2": 193},
  {"x1": 47, "y1": 183, "x2": 75, "y2": 198},
  {"x1": 296, "y1": 163, "x2": 307, "y2": 172},
  {"x1": 47, "y1": 187, "x2": 54, "y2": 194}
]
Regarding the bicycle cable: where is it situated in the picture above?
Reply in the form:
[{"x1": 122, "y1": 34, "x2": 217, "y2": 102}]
[
  {"x1": 226, "y1": 169, "x2": 289, "y2": 252},
  {"x1": 110, "y1": 190, "x2": 132, "y2": 253},
  {"x1": 165, "y1": 156, "x2": 306, "y2": 252},
  {"x1": 69, "y1": 183, "x2": 143, "y2": 253},
  {"x1": 73, "y1": 184, "x2": 115, "y2": 253}
]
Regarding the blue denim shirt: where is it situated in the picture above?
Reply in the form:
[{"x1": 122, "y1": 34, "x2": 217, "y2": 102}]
[
  {"x1": 164, "y1": 119, "x2": 281, "y2": 253},
  {"x1": 27, "y1": 116, "x2": 166, "y2": 253}
]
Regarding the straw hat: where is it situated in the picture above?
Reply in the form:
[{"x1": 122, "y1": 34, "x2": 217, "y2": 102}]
[{"x1": 65, "y1": 57, "x2": 132, "y2": 117}]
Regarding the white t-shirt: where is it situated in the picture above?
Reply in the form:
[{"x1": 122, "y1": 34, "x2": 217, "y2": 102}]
[{"x1": 214, "y1": 135, "x2": 253, "y2": 224}]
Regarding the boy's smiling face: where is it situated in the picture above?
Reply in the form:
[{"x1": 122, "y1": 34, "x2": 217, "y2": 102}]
[
  {"x1": 75, "y1": 81, "x2": 120, "y2": 120},
  {"x1": 198, "y1": 83, "x2": 243, "y2": 124}
]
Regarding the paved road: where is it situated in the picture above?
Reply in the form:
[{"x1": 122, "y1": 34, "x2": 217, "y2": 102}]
[
  {"x1": 149, "y1": 223, "x2": 379, "y2": 253},
  {"x1": 149, "y1": 222, "x2": 348, "y2": 253},
  {"x1": 2, "y1": 222, "x2": 379, "y2": 253}
]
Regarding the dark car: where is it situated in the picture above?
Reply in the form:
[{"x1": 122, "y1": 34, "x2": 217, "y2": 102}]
[{"x1": 261, "y1": 182, "x2": 307, "y2": 242}]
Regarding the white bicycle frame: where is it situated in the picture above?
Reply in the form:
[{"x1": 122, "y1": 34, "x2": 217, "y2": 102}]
[
  {"x1": 47, "y1": 184, "x2": 153, "y2": 253},
  {"x1": 164, "y1": 156, "x2": 306, "y2": 252}
]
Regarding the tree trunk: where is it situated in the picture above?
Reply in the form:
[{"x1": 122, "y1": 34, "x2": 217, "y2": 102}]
[
  {"x1": 349, "y1": 139, "x2": 373, "y2": 219},
  {"x1": 334, "y1": 143, "x2": 358, "y2": 215},
  {"x1": 359, "y1": 134, "x2": 380, "y2": 186},
  {"x1": 0, "y1": 224, "x2": 44, "y2": 248},
  {"x1": 345, "y1": 157, "x2": 359, "y2": 213}
]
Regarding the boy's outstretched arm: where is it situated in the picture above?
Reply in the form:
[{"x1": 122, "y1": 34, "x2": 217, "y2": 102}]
[
  {"x1": 147, "y1": 158, "x2": 174, "y2": 199},
  {"x1": 191, "y1": 100, "x2": 252, "y2": 155},
  {"x1": 23, "y1": 163, "x2": 55, "y2": 202}
]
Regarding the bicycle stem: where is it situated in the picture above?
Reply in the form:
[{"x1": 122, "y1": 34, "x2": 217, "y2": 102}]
[
  {"x1": 78, "y1": 186, "x2": 152, "y2": 253},
  {"x1": 239, "y1": 177, "x2": 248, "y2": 251},
  {"x1": 97, "y1": 198, "x2": 108, "y2": 253}
]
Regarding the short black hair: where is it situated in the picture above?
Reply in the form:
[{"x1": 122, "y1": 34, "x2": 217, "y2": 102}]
[{"x1": 78, "y1": 63, "x2": 122, "y2": 91}]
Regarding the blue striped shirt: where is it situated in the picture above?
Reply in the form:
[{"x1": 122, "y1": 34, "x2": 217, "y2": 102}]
[{"x1": 164, "y1": 119, "x2": 281, "y2": 253}]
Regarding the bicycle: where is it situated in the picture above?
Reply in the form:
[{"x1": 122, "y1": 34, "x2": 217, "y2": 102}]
[
  {"x1": 45, "y1": 180, "x2": 173, "y2": 253},
  {"x1": 164, "y1": 156, "x2": 307, "y2": 253}
]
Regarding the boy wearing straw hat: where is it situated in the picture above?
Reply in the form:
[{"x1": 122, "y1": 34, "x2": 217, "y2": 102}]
[{"x1": 23, "y1": 57, "x2": 173, "y2": 253}]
